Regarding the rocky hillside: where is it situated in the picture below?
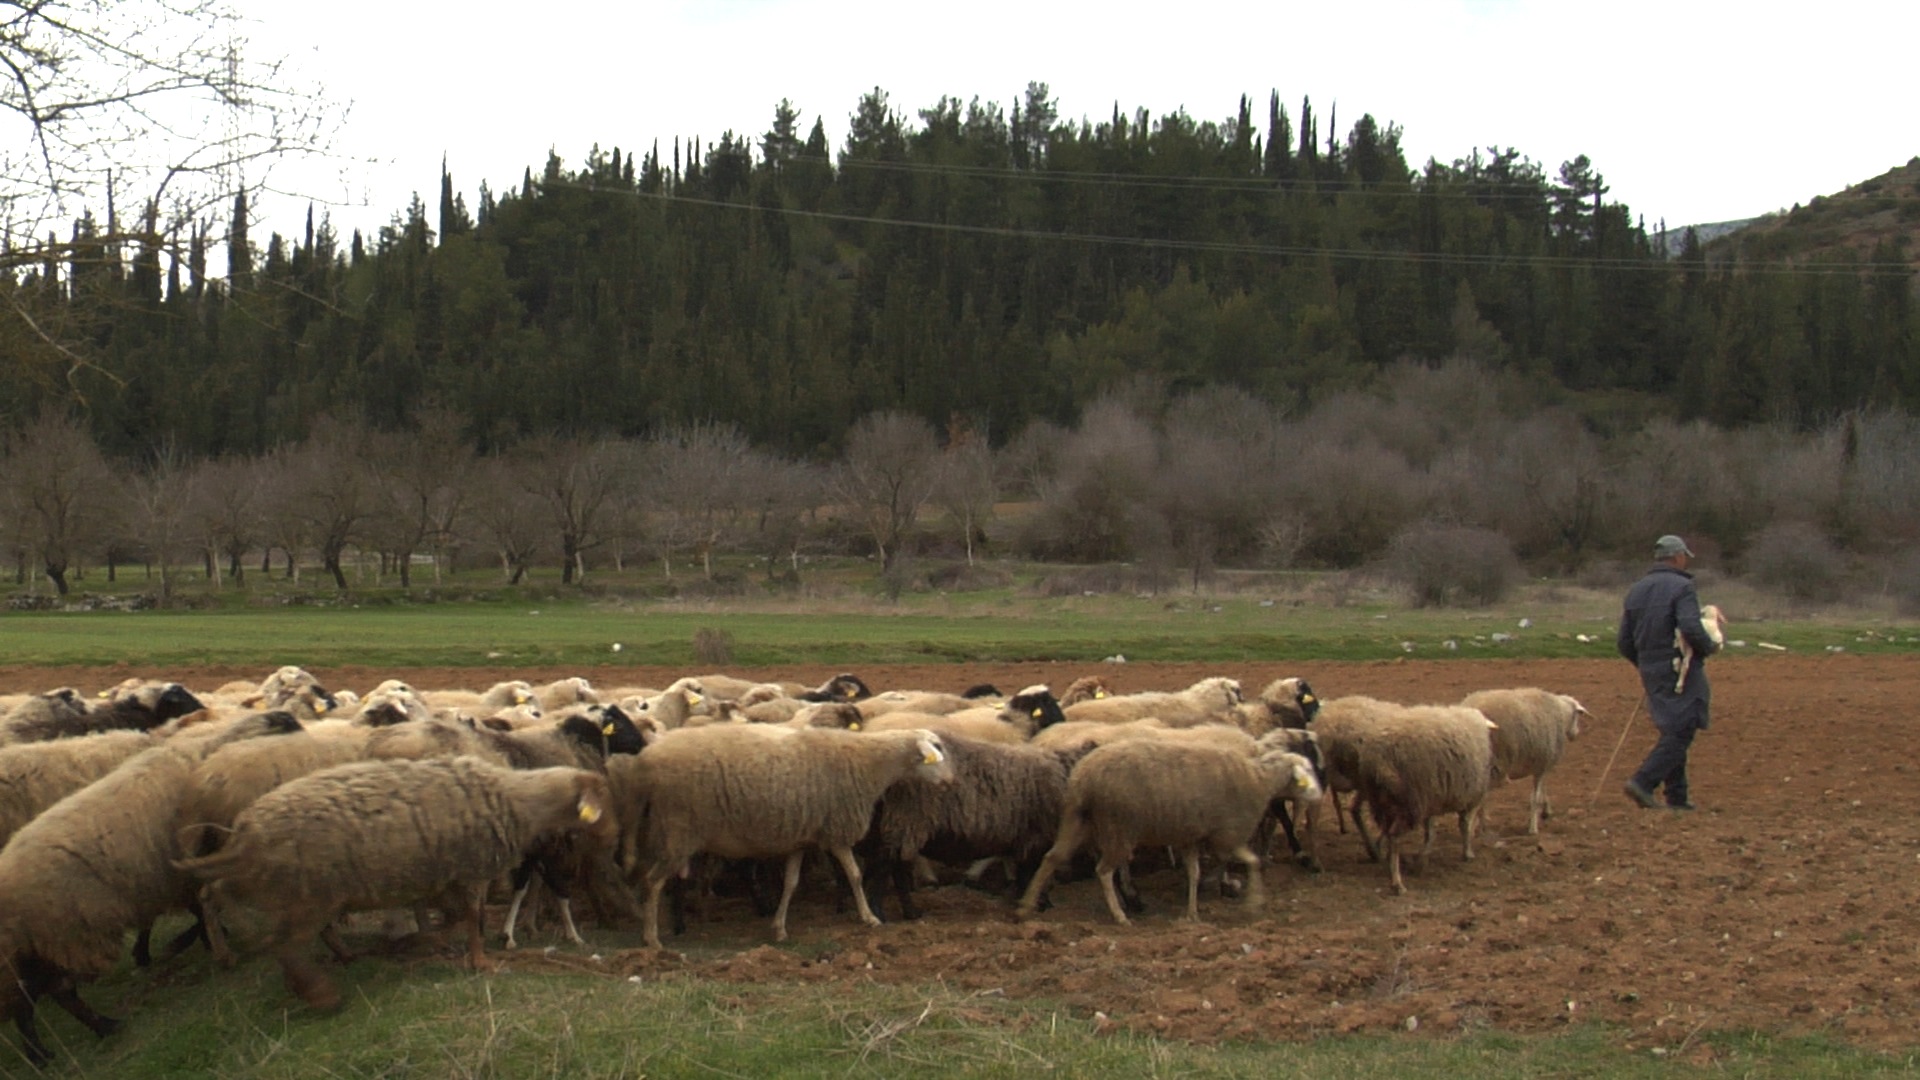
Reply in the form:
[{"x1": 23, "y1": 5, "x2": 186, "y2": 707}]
[{"x1": 1707, "y1": 157, "x2": 1920, "y2": 270}]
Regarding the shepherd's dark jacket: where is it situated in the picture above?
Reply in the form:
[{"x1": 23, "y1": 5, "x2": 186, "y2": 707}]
[{"x1": 1617, "y1": 563, "x2": 1717, "y2": 733}]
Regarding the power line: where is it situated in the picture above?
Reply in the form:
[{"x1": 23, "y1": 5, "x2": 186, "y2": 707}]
[{"x1": 537, "y1": 178, "x2": 1912, "y2": 279}]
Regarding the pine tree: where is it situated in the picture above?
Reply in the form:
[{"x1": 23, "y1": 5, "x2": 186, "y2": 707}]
[{"x1": 227, "y1": 191, "x2": 251, "y2": 291}]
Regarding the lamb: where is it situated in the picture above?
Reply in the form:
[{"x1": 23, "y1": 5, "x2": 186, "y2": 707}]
[
  {"x1": 175, "y1": 756, "x2": 611, "y2": 1011},
  {"x1": 0, "y1": 688, "x2": 89, "y2": 744},
  {"x1": 1016, "y1": 740, "x2": 1322, "y2": 924},
  {"x1": 1459, "y1": 687, "x2": 1589, "y2": 835},
  {"x1": 860, "y1": 734, "x2": 1085, "y2": 920},
  {"x1": 1059, "y1": 676, "x2": 1244, "y2": 727},
  {"x1": 0, "y1": 711, "x2": 302, "y2": 1066},
  {"x1": 0, "y1": 681, "x2": 206, "y2": 743},
  {"x1": 1675, "y1": 603, "x2": 1727, "y2": 692},
  {"x1": 1337, "y1": 703, "x2": 1500, "y2": 894},
  {"x1": 614, "y1": 724, "x2": 951, "y2": 948}
]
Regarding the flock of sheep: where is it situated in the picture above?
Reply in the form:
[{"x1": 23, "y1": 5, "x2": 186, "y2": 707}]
[{"x1": 0, "y1": 664, "x2": 1587, "y2": 1067}]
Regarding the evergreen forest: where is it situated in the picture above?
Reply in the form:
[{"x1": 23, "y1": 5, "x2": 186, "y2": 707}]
[{"x1": 2, "y1": 85, "x2": 1917, "y2": 595}]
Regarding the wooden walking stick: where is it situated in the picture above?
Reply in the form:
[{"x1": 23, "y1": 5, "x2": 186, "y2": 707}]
[{"x1": 1589, "y1": 696, "x2": 1646, "y2": 805}]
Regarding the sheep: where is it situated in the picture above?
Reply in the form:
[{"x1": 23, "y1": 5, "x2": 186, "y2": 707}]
[
  {"x1": 1059, "y1": 676, "x2": 1244, "y2": 727},
  {"x1": 0, "y1": 731, "x2": 160, "y2": 852},
  {"x1": 1676, "y1": 603, "x2": 1727, "y2": 693},
  {"x1": 628, "y1": 688, "x2": 700, "y2": 731},
  {"x1": 614, "y1": 724, "x2": 951, "y2": 948},
  {"x1": 0, "y1": 688, "x2": 89, "y2": 743},
  {"x1": 863, "y1": 686, "x2": 1065, "y2": 745},
  {"x1": 1299, "y1": 694, "x2": 1402, "y2": 860},
  {"x1": 1016, "y1": 741, "x2": 1322, "y2": 925},
  {"x1": 0, "y1": 681, "x2": 206, "y2": 744},
  {"x1": 856, "y1": 690, "x2": 980, "y2": 720},
  {"x1": 1029, "y1": 718, "x2": 1254, "y2": 756},
  {"x1": 795, "y1": 673, "x2": 873, "y2": 703},
  {"x1": 536, "y1": 676, "x2": 600, "y2": 712},
  {"x1": 860, "y1": 734, "x2": 1084, "y2": 921},
  {"x1": 421, "y1": 680, "x2": 537, "y2": 715},
  {"x1": 1459, "y1": 688, "x2": 1589, "y2": 835},
  {"x1": 347, "y1": 684, "x2": 434, "y2": 727},
  {"x1": 0, "y1": 711, "x2": 302, "y2": 1066},
  {"x1": 1057, "y1": 674, "x2": 1113, "y2": 707},
  {"x1": 175, "y1": 756, "x2": 612, "y2": 1011},
  {"x1": 1252, "y1": 728, "x2": 1329, "y2": 870},
  {"x1": 1336, "y1": 703, "x2": 1500, "y2": 894}
]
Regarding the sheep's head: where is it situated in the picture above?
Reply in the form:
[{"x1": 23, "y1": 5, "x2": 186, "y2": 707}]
[
  {"x1": 1006, "y1": 685, "x2": 1065, "y2": 732},
  {"x1": 1261, "y1": 677, "x2": 1319, "y2": 727},
  {"x1": 802, "y1": 702, "x2": 863, "y2": 731},
  {"x1": 1261, "y1": 749, "x2": 1324, "y2": 804},
  {"x1": 595, "y1": 704, "x2": 647, "y2": 755},
  {"x1": 1059, "y1": 675, "x2": 1110, "y2": 706},
  {"x1": 826, "y1": 673, "x2": 872, "y2": 701},
  {"x1": 1191, "y1": 676, "x2": 1244, "y2": 708},
  {"x1": 1559, "y1": 695, "x2": 1590, "y2": 740},
  {"x1": 910, "y1": 730, "x2": 952, "y2": 781},
  {"x1": 148, "y1": 683, "x2": 207, "y2": 723},
  {"x1": 567, "y1": 771, "x2": 615, "y2": 838},
  {"x1": 961, "y1": 683, "x2": 1002, "y2": 699}
]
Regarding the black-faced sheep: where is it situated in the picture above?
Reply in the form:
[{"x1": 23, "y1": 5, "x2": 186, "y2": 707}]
[
  {"x1": 0, "y1": 681, "x2": 205, "y2": 743},
  {"x1": 1016, "y1": 741, "x2": 1322, "y2": 925},
  {"x1": 0, "y1": 711, "x2": 302, "y2": 1066},
  {"x1": 613, "y1": 724, "x2": 951, "y2": 948},
  {"x1": 1458, "y1": 687, "x2": 1588, "y2": 835},
  {"x1": 175, "y1": 756, "x2": 612, "y2": 1011}
]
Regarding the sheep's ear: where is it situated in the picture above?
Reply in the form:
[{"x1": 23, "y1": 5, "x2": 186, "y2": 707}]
[
  {"x1": 687, "y1": 692, "x2": 704, "y2": 706},
  {"x1": 577, "y1": 797, "x2": 603, "y2": 825},
  {"x1": 848, "y1": 721, "x2": 861, "y2": 731},
  {"x1": 514, "y1": 689, "x2": 532, "y2": 704},
  {"x1": 602, "y1": 721, "x2": 616, "y2": 737},
  {"x1": 1031, "y1": 707, "x2": 1044, "y2": 719},
  {"x1": 1094, "y1": 689, "x2": 1107, "y2": 699},
  {"x1": 917, "y1": 736, "x2": 944, "y2": 765}
]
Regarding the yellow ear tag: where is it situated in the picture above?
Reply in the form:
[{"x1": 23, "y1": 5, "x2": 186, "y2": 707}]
[
  {"x1": 688, "y1": 692, "x2": 704, "y2": 705},
  {"x1": 315, "y1": 700, "x2": 332, "y2": 715},
  {"x1": 515, "y1": 690, "x2": 531, "y2": 704},
  {"x1": 1301, "y1": 694, "x2": 1316, "y2": 705},
  {"x1": 602, "y1": 723, "x2": 616, "y2": 736},
  {"x1": 1095, "y1": 690, "x2": 1107, "y2": 699},
  {"x1": 97, "y1": 690, "x2": 111, "y2": 699},
  {"x1": 849, "y1": 722, "x2": 861, "y2": 731},
  {"x1": 578, "y1": 802, "x2": 602, "y2": 824},
  {"x1": 922, "y1": 751, "x2": 940, "y2": 765},
  {"x1": 1031, "y1": 708, "x2": 1044, "y2": 719}
]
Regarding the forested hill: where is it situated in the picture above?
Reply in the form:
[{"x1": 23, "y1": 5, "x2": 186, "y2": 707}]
[{"x1": 8, "y1": 87, "x2": 1918, "y2": 460}]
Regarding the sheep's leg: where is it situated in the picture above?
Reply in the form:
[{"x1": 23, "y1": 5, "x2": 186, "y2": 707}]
[
  {"x1": 320, "y1": 923, "x2": 355, "y2": 964},
  {"x1": 1459, "y1": 807, "x2": 1478, "y2": 862},
  {"x1": 201, "y1": 884, "x2": 237, "y2": 968},
  {"x1": 160, "y1": 912, "x2": 206, "y2": 963},
  {"x1": 1095, "y1": 851, "x2": 1133, "y2": 925},
  {"x1": 1386, "y1": 832, "x2": 1407, "y2": 895},
  {"x1": 1231, "y1": 844, "x2": 1267, "y2": 912},
  {"x1": 12, "y1": 1000, "x2": 52, "y2": 1067},
  {"x1": 1117, "y1": 862, "x2": 1147, "y2": 915},
  {"x1": 642, "y1": 870, "x2": 672, "y2": 949},
  {"x1": 829, "y1": 845, "x2": 882, "y2": 929},
  {"x1": 1181, "y1": 848, "x2": 1203, "y2": 921},
  {"x1": 454, "y1": 885, "x2": 492, "y2": 971},
  {"x1": 1017, "y1": 816, "x2": 1085, "y2": 918},
  {"x1": 770, "y1": 851, "x2": 804, "y2": 942},
  {"x1": 47, "y1": 984, "x2": 120, "y2": 1039},
  {"x1": 132, "y1": 924, "x2": 154, "y2": 968},
  {"x1": 1530, "y1": 778, "x2": 1548, "y2": 833},
  {"x1": 1418, "y1": 819, "x2": 1434, "y2": 866},
  {"x1": 275, "y1": 916, "x2": 342, "y2": 1010},
  {"x1": 501, "y1": 880, "x2": 532, "y2": 950},
  {"x1": 555, "y1": 898, "x2": 584, "y2": 947},
  {"x1": 885, "y1": 850, "x2": 923, "y2": 921},
  {"x1": 1353, "y1": 801, "x2": 1379, "y2": 862}
]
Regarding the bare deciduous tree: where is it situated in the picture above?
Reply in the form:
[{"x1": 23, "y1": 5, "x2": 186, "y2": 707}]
[
  {"x1": 366, "y1": 410, "x2": 475, "y2": 587},
  {"x1": 651, "y1": 422, "x2": 751, "y2": 581},
  {"x1": 519, "y1": 435, "x2": 635, "y2": 585},
  {"x1": 465, "y1": 456, "x2": 544, "y2": 585},
  {"x1": 1, "y1": 412, "x2": 123, "y2": 594},
  {"x1": 834, "y1": 411, "x2": 942, "y2": 570},
  {"x1": 936, "y1": 427, "x2": 996, "y2": 567}
]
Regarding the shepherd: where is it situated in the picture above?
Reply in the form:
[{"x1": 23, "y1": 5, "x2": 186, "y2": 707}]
[{"x1": 1617, "y1": 534, "x2": 1720, "y2": 812}]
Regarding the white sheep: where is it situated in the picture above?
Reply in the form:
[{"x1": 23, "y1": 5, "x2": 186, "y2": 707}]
[
  {"x1": 1058, "y1": 676, "x2": 1244, "y2": 727},
  {"x1": 1016, "y1": 740, "x2": 1321, "y2": 924},
  {"x1": 612, "y1": 724, "x2": 951, "y2": 948},
  {"x1": 176, "y1": 756, "x2": 612, "y2": 1011},
  {"x1": 1459, "y1": 687, "x2": 1588, "y2": 835},
  {"x1": 1330, "y1": 703, "x2": 1500, "y2": 894}
]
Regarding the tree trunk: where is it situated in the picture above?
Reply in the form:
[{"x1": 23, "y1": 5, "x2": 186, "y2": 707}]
[
  {"x1": 398, "y1": 550, "x2": 412, "y2": 588},
  {"x1": 45, "y1": 562, "x2": 69, "y2": 595},
  {"x1": 324, "y1": 549, "x2": 348, "y2": 591}
]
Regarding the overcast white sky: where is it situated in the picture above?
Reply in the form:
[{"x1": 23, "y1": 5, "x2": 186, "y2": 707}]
[{"x1": 239, "y1": 0, "x2": 1918, "y2": 244}]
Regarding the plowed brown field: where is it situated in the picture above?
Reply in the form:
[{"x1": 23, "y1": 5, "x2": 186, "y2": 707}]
[{"x1": 5, "y1": 655, "x2": 1913, "y2": 1051}]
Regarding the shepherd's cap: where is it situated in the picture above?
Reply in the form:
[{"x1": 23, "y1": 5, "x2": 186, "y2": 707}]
[{"x1": 1653, "y1": 534, "x2": 1694, "y2": 559}]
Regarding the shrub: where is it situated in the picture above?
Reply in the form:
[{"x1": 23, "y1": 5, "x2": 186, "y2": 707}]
[
  {"x1": 692, "y1": 627, "x2": 734, "y2": 666},
  {"x1": 1383, "y1": 523, "x2": 1520, "y2": 608},
  {"x1": 1743, "y1": 521, "x2": 1845, "y2": 602}
]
